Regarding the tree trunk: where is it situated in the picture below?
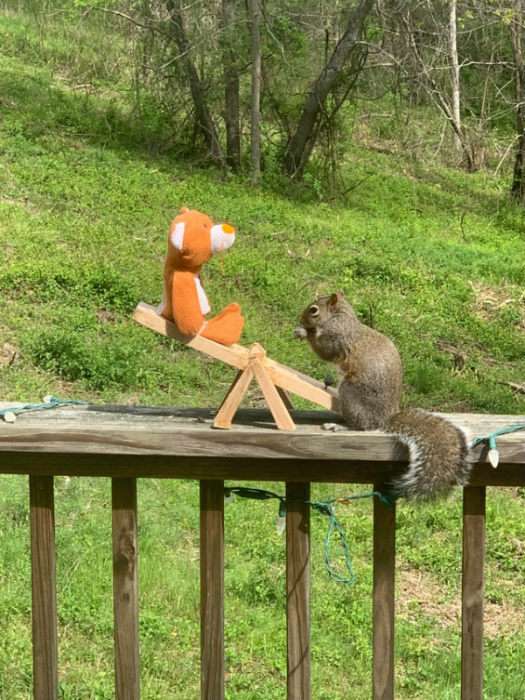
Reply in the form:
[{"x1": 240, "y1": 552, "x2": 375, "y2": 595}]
[
  {"x1": 221, "y1": 0, "x2": 241, "y2": 171},
  {"x1": 166, "y1": 0, "x2": 223, "y2": 164},
  {"x1": 283, "y1": 0, "x2": 375, "y2": 178},
  {"x1": 511, "y1": 0, "x2": 525, "y2": 201},
  {"x1": 449, "y1": 0, "x2": 462, "y2": 156},
  {"x1": 404, "y1": 10, "x2": 475, "y2": 171},
  {"x1": 249, "y1": 0, "x2": 262, "y2": 184}
]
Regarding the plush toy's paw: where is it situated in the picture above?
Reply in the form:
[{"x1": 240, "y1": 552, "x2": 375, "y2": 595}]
[
  {"x1": 202, "y1": 307, "x2": 244, "y2": 345},
  {"x1": 211, "y1": 303, "x2": 241, "y2": 320}
]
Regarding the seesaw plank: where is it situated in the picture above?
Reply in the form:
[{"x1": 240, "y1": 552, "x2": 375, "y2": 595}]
[
  {"x1": 133, "y1": 303, "x2": 250, "y2": 370},
  {"x1": 265, "y1": 359, "x2": 339, "y2": 412},
  {"x1": 133, "y1": 303, "x2": 337, "y2": 412},
  {"x1": 252, "y1": 360, "x2": 295, "y2": 431}
]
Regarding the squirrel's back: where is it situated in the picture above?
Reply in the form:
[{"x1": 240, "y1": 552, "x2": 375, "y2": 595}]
[{"x1": 386, "y1": 409, "x2": 470, "y2": 500}]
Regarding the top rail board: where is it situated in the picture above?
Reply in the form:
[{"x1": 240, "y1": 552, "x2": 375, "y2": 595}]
[{"x1": 0, "y1": 405, "x2": 524, "y2": 485}]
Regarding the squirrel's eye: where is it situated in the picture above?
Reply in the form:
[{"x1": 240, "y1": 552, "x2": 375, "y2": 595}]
[{"x1": 309, "y1": 305, "x2": 320, "y2": 317}]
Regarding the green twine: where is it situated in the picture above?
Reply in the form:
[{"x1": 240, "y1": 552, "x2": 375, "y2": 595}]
[
  {"x1": 470, "y1": 422, "x2": 525, "y2": 467},
  {"x1": 224, "y1": 486, "x2": 392, "y2": 585},
  {"x1": 0, "y1": 396, "x2": 87, "y2": 422},
  {"x1": 470, "y1": 422, "x2": 525, "y2": 449}
]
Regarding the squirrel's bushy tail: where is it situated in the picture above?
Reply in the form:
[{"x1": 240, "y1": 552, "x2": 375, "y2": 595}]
[{"x1": 386, "y1": 409, "x2": 471, "y2": 500}]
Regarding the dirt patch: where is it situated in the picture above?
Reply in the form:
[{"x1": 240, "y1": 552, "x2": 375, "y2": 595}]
[
  {"x1": 96, "y1": 309, "x2": 118, "y2": 324},
  {"x1": 398, "y1": 566, "x2": 458, "y2": 627},
  {"x1": 0, "y1": 342, "x2": 18, "y2": 367},
  {"x1": 398, "y1": 565, "x2": 525, "y2": 639},
  {"x1": 1, "y1": 195, "x2": 40, "y2": 215},
  {"x1": 435, "y1": 339, "x2": 467, "y2": 372},
  {"x1": 471, "y1": 281, "x2": 525, "y2": 328}
]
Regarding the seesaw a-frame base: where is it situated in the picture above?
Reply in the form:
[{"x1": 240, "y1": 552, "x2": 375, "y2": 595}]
[{"x1": 133, "y1": 303, "x2": 339, "y2": 431}]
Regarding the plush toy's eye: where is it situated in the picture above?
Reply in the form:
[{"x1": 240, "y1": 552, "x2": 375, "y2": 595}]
[{"x1": 309, "y1": 305, "x2": 320, "y2": 317}]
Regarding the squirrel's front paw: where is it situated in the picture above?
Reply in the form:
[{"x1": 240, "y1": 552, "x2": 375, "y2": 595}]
[{"x1": 294, "y1": 326, "x2": 307, "y2": 339}]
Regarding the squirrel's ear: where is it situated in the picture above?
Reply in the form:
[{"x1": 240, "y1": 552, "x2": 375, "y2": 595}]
[
  {"x1": 179, "y1": 207, "x2": 190, "y2": 214},
  {"x1": 328, "y1": 293, "x2": 340, "y2": 308}
]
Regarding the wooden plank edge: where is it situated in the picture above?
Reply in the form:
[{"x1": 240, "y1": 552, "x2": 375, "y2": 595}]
[{"x1": 265, "y1": 359, "x2": 339, "y2": 411}]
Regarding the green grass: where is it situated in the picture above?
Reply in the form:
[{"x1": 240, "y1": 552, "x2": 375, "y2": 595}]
[{"x1": 1, "y1": 7, "x2": 525, "y2": 699}]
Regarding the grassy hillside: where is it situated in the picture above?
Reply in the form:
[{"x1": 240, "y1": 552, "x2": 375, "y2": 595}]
[{"x1": 0, "y1": 8, "x2": 525, "y2": 699}]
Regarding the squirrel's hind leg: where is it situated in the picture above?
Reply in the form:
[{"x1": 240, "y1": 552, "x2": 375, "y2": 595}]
[{"x1": 339, "y1": 380, "x2": 393, "y2": 430}]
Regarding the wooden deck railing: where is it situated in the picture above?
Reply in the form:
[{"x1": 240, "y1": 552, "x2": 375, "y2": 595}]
[{"x1": 1, "y1": 404, "x2": 524, "y2": 700}]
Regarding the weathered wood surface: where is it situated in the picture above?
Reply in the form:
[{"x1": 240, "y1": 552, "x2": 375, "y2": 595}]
[
  {"x1": 200, "y1": 481, "x2": 224, "y2": 700},
  {"x1": 461, "y1": 487, "x2": 485, "y2": 700},
  {"x1": 373, "y1": 486, "x2": 396, "y2": 700},
  {"x1": 112, "y1": 478, "x2": 140, "y2": 700},
  {"x1": 286, "y1": 482, "x2": 311, "y2": 700},
  {"x1": 0, "y1": 407, "x2": 524, "y2": 485},
  {"x1": 214, "y1": 369, "x2": 254, "y2": 429},
  {"x1": 30, "y1": 475, "x2": 58, "y2": 700},
  {"x1": 252, "y1": 359, "x2": 295, "y2": 431}
]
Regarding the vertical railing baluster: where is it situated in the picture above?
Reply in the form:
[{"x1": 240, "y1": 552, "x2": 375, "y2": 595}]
[
  {"x1": 30, "y1": 474, "x2": 58, "y2": 700},
  {"x1": 112, "y1": 478, "x2": 140, "y2": 700},
  {"x1": 461, "y1": 486, "x2": 485, "y2": 700},
  {"x1": 200, "y1": 480, "x2": 225, "y2": 700},
  {"x1": 286, "y1": 482, "x2": 311, "y2": 700},
  {"x1": 373, "y1": 489, "x2": 396, "y2": 700}
]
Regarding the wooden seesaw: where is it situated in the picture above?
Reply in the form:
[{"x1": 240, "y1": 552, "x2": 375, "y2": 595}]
[{"x1": 133, "y1": 303, "x2": 339, "y2": 431}]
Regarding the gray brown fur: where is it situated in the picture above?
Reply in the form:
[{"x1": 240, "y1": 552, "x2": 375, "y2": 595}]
[
  {"x1": 387, "y1": 409, "x2": 470, "y2": 500},
  {"x1": 297, "y1": 294, "x2": 403, "y2": 430},
  {"x1": 296, "y1": 293, "x2": 471, "y2": 500}
]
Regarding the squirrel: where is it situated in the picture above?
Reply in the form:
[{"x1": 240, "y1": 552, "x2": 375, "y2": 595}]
[{"x1": 294, "y1": 292, "x2": 471, "y2": 500}]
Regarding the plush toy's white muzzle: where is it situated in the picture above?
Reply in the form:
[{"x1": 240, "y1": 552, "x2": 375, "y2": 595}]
[{"x1": 211, "y1": 223, "x2": 236, "y2": 253}]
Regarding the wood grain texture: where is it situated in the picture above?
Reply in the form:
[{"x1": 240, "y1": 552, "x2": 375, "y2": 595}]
[
  {"x1": 461, "y1": 487, "x2": 485, "y2": 700},
  {"x1": 265, "y1": 357, "x2": 339, "y2": 411},
  {"x1": 112, "y1": 478, "x2": 140, "y2": 700},
  {"x1": 200, "y1": 481, "x2": 224, "y2": 700},
  {"x1": 1, "y1": 452, "x2": 524, "y2": 486},
  {"x1": 252, "y1": 360, "x2": 295, "y2": 431},
  {"x1": 1, "y1": 407, "x2": 524, "y2": 469},
  {"x1": 30, "y1": 475, "x2": 58, "y2": 700},
  {"x1": 286, "y1": 482, "x2": 310, "y2": 700},
  {"x1": 373, "y1": 490, "x2": 396, "y2": 700},
  {"x1": 213, "y1": 367, "x2": 254, "y2": 429}
]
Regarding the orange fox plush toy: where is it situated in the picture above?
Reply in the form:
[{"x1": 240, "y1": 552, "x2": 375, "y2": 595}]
[{"x1": 159, "y1": 208, "x2": 244, "y2": 345}]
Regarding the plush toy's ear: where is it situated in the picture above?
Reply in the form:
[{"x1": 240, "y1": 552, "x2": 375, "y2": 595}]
[
  {"x1": 170, "y1": 221, "x2": 186, "y2": 251},
  {"x1": 179, "y1": 207, "x2": 190, "y2": 214}
]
